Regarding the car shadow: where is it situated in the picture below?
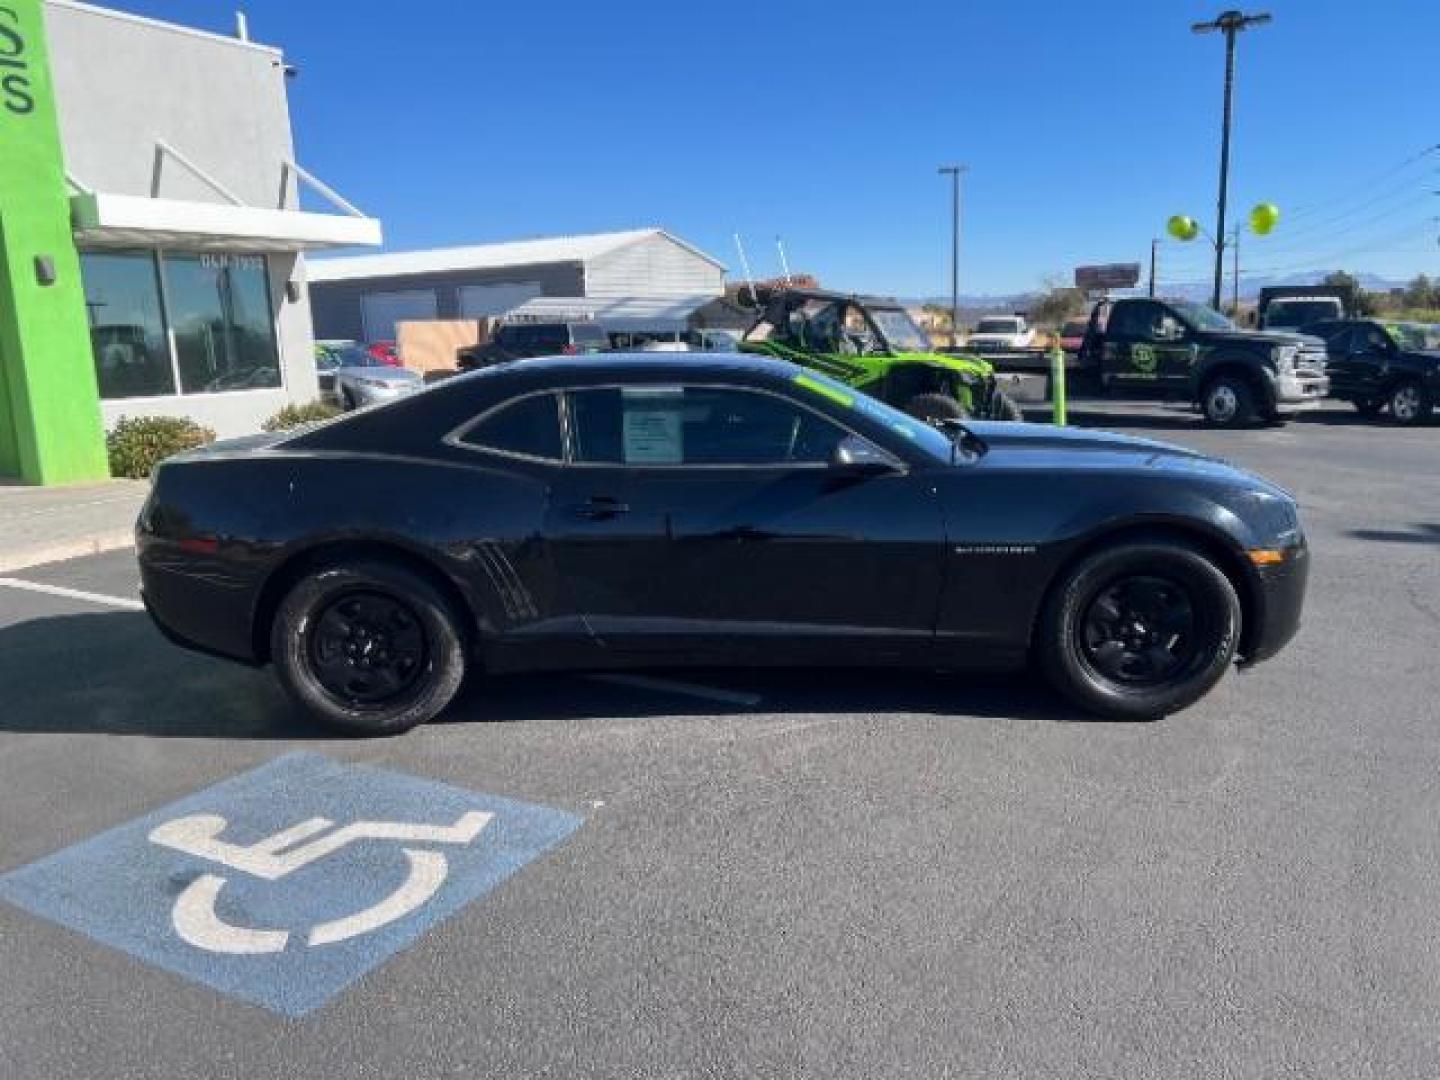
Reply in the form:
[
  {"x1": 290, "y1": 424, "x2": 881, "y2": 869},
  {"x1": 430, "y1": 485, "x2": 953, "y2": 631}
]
[
  {"x1": 0, "y1": 611, "x2": 1113, "y2": 738},
  {"x1": 1347, "y1": 523, "x2": 1440, "y2": 546}
]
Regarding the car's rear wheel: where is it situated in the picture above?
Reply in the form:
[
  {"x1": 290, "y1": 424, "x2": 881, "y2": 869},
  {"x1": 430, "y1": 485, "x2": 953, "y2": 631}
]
[
  {"x1": 1038, "y1": 541, "x2": 1240, "y2": 720},
  {"x1": 1387, "y1": 379, "x2": 1433, "y2": 426},
  {"x1": 1200, "y1": 374, "x2": 1257, "y2": 427},
  {"x1": 270, "y1": 560, "x2": 467, "y2": 736},
  {"x1": 904, "y1": 392, "x2": 966, "y2": 423}
]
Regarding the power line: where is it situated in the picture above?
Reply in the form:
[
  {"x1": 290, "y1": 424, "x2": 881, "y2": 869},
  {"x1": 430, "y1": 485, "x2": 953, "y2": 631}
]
[{"x1": 1282, "y1": 143, "x2": 1439, "y2": 221}]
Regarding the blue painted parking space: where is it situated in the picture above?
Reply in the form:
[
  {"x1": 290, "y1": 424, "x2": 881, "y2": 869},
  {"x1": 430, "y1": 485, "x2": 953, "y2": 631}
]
[{"x1": 0, "y1": 752, "x2": 582, "y2": 1016}]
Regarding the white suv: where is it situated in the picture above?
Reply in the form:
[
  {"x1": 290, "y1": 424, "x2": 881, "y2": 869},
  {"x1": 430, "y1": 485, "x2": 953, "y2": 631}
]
[{"x1": 967, "y1": 316, "x2": 1036, "y2": 351}]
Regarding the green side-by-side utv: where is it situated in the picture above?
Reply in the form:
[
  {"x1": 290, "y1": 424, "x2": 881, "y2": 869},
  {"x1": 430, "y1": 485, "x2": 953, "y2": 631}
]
[{"x1": 739, "y1": 288, "x2": 1023, "y2": 423}]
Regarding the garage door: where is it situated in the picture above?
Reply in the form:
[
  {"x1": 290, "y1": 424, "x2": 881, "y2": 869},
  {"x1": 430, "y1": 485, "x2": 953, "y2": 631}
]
[
  {"x1": 458, "y1": 282, "x2": 542, "y2": 319},
  {"x1": 361, "y1": 289, "x2": 438, "y2": 343}
]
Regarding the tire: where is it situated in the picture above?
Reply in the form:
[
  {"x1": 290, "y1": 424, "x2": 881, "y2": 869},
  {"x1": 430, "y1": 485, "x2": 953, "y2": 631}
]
[
  {"x1": 1037, "y1": 540, "x2": 1241, "y2": 720},
  {"x1": 903, "y1": 392, "x2": 966, "y2": 424},
  {"x1": 1354, "y1": 398, "x2": 1384, "y2": 418},
  {"x1": 270, "y1": 560, "x2": 468, "y2": 736},
  {"x1": 1200, "y1": 374, "x2": 1258, "y2": 428},
  {"x1": 985, "y1": 389, "x2": 1025, "y2": 422},
  {"x1": 1386, "y1": 379, "x2": 1433, "y2": 426}
]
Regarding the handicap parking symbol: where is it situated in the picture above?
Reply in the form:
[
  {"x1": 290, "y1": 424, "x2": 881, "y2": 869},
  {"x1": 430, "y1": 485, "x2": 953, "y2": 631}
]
[{"x1": 0, "y1": 753, "x2": 583, "y2": 1016}]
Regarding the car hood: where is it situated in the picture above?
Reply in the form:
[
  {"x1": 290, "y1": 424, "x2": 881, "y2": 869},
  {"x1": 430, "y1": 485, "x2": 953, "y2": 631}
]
[
  {"x1": 1213, "y1": 329, "x2": 1323, "y2": 349},
  {"x1": 889, "y1": 350, "x2": 993, "y2": 375},
  {"x1": 960, "y1": 420, "x2": 1281, "y2": 488},
  {"x1": 336, "y1": 365, "x2": 421, "y2": 383}
]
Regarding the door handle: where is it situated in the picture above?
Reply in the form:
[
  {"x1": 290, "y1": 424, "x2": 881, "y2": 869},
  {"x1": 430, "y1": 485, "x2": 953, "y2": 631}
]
[{"x1": 573, "y1": 496, "x2": 630, "y2": 520}]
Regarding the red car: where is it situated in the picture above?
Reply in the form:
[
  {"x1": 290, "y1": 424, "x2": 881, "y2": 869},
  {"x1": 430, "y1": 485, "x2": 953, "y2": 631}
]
[
  {"x1": 1059, "y1": 319, "x2": 1088, "y2": 354},
  {"x1": 366, "y1": 341, "x2": 401, "y2": 367}
]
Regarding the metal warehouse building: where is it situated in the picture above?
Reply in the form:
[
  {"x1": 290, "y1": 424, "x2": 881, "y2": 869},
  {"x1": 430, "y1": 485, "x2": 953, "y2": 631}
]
[{"x1": 307, "y1": 229, "x2": 727, "y2": 344}]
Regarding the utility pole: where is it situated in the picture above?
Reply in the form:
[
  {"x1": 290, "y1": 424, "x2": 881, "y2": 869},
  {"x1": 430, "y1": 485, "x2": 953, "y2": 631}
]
[
  {"x1": 1231, "y1": 227, "x2": 1241, "y2": 314},
  {"x1": 1192, "y1": 10, "x2": 1271, "y2": 311},
  {"x1": 938, "y1": 165, "x2": 968, "y2": 343},
  {"x1": 1149, "y1": 239, "x2": 1159, "y2": 298}
]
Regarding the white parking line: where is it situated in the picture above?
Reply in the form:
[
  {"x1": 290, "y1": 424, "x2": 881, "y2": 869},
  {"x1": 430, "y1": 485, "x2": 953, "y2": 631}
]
[
  {"x1": 587, "y1": 673, "x2": 762, "y2": 708},
  {"x1": 0, "y1": 577, "x2": 144, "y2": 612}
]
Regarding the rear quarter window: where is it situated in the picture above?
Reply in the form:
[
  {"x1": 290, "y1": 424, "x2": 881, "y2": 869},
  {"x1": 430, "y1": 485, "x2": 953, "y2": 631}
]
[{"x1": 456, "y1": 392, "x2": 563, "y2": 460}]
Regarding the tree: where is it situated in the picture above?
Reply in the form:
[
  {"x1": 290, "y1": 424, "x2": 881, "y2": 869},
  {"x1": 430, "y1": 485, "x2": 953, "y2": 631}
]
[
  {"x1": 1404, "y1": 273, "x2": 1438, "y2": 311},
  {"x1": 1322, "y1": 270, "x2": 1381, "y2": 316},
  {"x1": 1027, "y1": 279, "x2": 1088, "y2": 327}
]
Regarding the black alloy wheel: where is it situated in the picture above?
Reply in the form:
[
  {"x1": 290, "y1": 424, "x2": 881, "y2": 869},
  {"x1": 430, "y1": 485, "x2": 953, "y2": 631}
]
[
  {"x1": 1037, "y1": 540, "x2": 1241, "y2": 720},
  {"x1": 271, "y1": 560, "x2": 468, "y2": 735},
  {"x1": 307, "y1": 590, "x2": 428, "y2": 708},
  {"x1": 1078, "y1": 575, "x2": 1201, "y2": 688}
]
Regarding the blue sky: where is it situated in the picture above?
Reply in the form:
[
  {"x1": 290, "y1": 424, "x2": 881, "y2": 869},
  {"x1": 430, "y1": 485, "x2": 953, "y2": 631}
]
[{"x1": 108, "y1": 0, "x2": 1438, "y2": 297}]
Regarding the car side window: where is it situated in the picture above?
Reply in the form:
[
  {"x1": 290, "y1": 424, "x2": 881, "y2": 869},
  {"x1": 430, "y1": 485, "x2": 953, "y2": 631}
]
[
  {"x1": 457, "y1": 392, "x2": 563, "y2": 461},
  {"x1": 1358, "y1": 324, "x2": 1391, "y2": 352},
  {"x1": 1108, "y1": 302, "x2": 1159, "y2": 339},
  {"x1": 567, "y1": 386, "x2": 850, "y2": 467}
]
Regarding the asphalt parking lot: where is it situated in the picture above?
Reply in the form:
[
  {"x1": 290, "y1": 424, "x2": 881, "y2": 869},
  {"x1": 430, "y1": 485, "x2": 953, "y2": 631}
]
[{"x1": 1, "y1": 402, "x2": 1437, "y2": 1078}]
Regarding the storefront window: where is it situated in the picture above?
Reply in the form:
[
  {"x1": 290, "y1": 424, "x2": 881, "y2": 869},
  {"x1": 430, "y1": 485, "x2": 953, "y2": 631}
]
[
  {"x1": 80, "y1": 251, "x2": 175, "y2": 399},
  {"x1": 163, "y1": 254, "x2": 281, "y2": 394}
]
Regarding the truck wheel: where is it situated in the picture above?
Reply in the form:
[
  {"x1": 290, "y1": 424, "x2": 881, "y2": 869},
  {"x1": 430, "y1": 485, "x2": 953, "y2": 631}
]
[
  {"x1": 1386, "y1": 379, "x2": 1433, "y2": 426},
  {"x1": 270, "y1": 560, "x2": 468, "y2": 736},
  {"x1": 1037, "y1": 540, "x2": 1240, "y2": 720},
  {"x1": 904, "y1": 392, "x2": 966, "y2": 424},
  {"x1": 1200, "y1": 375, "x2": 1257, "y2": 427},
  {"x1": 985, "y1": 390, "x2": 1024, "y2": 422}
]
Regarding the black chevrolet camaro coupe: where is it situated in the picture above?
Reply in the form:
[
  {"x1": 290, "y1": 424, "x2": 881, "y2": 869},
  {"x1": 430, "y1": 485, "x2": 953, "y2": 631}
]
[{"x1": 137, "y1": 355, "x2": 1309, "y2": 734}]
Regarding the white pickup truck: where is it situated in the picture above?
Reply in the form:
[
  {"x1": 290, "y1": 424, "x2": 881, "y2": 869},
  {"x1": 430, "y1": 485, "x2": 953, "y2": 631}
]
[{"x1": 966, "y1": 315, "x2": 1037, "y2": 351}]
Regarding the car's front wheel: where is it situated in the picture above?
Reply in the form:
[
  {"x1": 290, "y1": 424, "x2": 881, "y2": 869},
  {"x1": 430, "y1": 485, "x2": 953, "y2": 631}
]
[
  {"x1": 1200, "y1": 374, "x2": 1257, "y2": 427},
  {"x1": 1037, "y1": 540, "x2": 1241, "y2": 720},
  {"x1": 270, "y1": 560, "x2": 468, "y2": 735},
  {"x1": 985, "y1": 389, "x2": 1025, "y2": 421}
]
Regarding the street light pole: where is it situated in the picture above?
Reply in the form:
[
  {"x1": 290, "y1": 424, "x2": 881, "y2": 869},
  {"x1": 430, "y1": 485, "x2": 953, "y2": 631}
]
[
  {"x1": 1149, "y1": 238, "x2": 1160, "y2": 298},
  {"x1": 939, "y1": 164, "x2": 967, "y2": 343},
  {"x1": 1193, "y1": 10, "x2": 1271, "y2": 311}
]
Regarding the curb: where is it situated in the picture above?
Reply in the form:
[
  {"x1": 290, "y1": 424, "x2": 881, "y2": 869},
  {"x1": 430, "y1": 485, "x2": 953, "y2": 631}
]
[{"x1": 0, "y1": 531, "x2": 136, "y2": 574}]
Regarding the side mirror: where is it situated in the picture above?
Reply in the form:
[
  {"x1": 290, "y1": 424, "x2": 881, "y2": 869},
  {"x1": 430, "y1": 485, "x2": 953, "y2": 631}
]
[{"x1": 829, "y1": 435, "x2": 899, "y2": 474}]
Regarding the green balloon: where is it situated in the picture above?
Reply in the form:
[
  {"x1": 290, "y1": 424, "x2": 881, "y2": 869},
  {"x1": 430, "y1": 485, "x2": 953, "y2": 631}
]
[
  {"x1": 1167, "y1": 215, "x2": 1199, "y2": 242},
  {"x1": 1250, "y1": 202, "x2": 1280, "y2": 235}
]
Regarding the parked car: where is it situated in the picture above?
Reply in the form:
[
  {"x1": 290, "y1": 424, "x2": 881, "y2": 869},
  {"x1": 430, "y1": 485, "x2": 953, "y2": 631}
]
[
  {"x1": 1304, "y1": 318, "x2": 1439, "y2": 424},
  {"x1": 457, "y1": 321, "x2": 608, "y2": 370},
  {"x1": 366, "y1": 341, "x2": 401, "y2": 367},
  {"x1": 739, "y1": 287, "x2": 1023, "y2": 422},
  {"x1": 139, "y1": 353, "x2": 1308, "y2": 735},
  {"x1": 967, "y1": 316, "x2": 1037, "y2": 352},
  {"x1": 1058, "y1": 319, "x2": 1089, "y2": 354},
  {"x1": 315, "y1": 343, "x2": 423, "y2": 410}
]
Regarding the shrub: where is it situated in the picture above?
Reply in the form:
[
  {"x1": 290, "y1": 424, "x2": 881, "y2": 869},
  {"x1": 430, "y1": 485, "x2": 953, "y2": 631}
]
[
  {"x1": 262, "y1": 400, "x2": 342, "y2": 432},
  {"x1": 106, "y1": 415, "x2": 216, "y2": 479}
]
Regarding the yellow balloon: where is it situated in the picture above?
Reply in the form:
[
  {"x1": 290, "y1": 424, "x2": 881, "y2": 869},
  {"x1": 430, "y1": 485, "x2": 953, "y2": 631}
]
[
  {"x1": 1167, "y1": 215, "x2": 1199, "y2": 242},
  {"x1": 1250, "y1": 202, "x2": 1280, "y2": 235}
]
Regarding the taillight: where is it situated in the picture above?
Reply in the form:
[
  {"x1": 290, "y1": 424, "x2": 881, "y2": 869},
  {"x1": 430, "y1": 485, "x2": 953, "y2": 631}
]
[{"x1": 562, "y1": 344, "x2": 578, "y2": 355}]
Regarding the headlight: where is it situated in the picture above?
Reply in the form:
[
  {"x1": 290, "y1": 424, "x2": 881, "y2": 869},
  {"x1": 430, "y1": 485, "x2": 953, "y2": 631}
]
[{"x1": 1272, "y1": 345, "x2": 1298, "y2": 375}]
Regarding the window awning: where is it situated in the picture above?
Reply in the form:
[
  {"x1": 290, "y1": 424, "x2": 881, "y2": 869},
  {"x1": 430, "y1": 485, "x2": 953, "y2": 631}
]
[{"x1": 70, "y1": 191, "x2": 383, "y2": 253}]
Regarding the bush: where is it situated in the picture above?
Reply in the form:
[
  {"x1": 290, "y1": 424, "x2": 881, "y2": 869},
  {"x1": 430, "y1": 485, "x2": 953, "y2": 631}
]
[
  {"x1": 262, "y1": 400, "x2": 342, "y2": 432},
  {"x1": 106, "y1": 415, "x2": 216, "y2": 479}
]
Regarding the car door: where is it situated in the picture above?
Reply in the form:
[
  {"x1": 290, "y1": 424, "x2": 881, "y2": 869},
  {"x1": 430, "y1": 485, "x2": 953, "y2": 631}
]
[
  {"x1": 1108, "y1": 301, "x2": 1194, "y2": 390},
  {"x1": 542, "y1": 382, "x2": 948, "y2": 662},
  {"x1": 1343, "y1": 322, "x2": 1394, "y2": 400}
]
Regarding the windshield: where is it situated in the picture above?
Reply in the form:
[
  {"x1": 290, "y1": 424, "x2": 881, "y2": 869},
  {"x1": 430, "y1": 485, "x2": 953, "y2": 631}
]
[
  {"x1": 975, "y1": 318, "x2": 1021, "y2": 334},
  {"x1": 1265, "y1": 300, "x2": 1340, "y2": 329},
  {"x1": 1168, "y1": 301, "x2": 1235, "y2": 331},
  {"x1": 868, "y1": 308, "x2": 932, "y2": 352},
  {"x1": 1383, "y1": 322, "x2": 1440, "y2": 351},
  {"x1": 788, "y1": 368, "x2": 954, "y2": 464}
]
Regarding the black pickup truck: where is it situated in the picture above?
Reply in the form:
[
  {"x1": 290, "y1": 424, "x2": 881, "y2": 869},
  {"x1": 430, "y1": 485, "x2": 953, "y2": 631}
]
[{"x1": 1073, "y1": 297, "x2": 1330, "y2": 426}]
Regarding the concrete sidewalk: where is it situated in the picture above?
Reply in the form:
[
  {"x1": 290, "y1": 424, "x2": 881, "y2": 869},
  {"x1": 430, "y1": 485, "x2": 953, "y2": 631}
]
[{"x1": 0, "y1": 479, "x2": 146, "y2": 572}]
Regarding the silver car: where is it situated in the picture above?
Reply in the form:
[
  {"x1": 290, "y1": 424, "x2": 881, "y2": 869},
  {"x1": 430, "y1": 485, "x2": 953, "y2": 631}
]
[{"x1": 315, "y1": 343, "x2": 423, "y2": 410}]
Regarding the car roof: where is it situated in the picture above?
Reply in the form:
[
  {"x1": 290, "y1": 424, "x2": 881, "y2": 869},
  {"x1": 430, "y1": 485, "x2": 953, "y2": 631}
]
[{"x1": 454, "y1": 350, "x2": 801, "y2": 385}]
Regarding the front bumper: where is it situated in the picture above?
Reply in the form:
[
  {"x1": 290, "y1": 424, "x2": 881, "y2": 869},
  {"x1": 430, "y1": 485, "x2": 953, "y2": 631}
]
[
  {"x1": 1239, "y1": 543, "x2": 1310, "y2": 665},
  {"x1": 1272, "y1": 372, "x2": 1330, "y2": 410},
  {"x1": 349, "y1": 381, "x2": 423, "y2": 408}
]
